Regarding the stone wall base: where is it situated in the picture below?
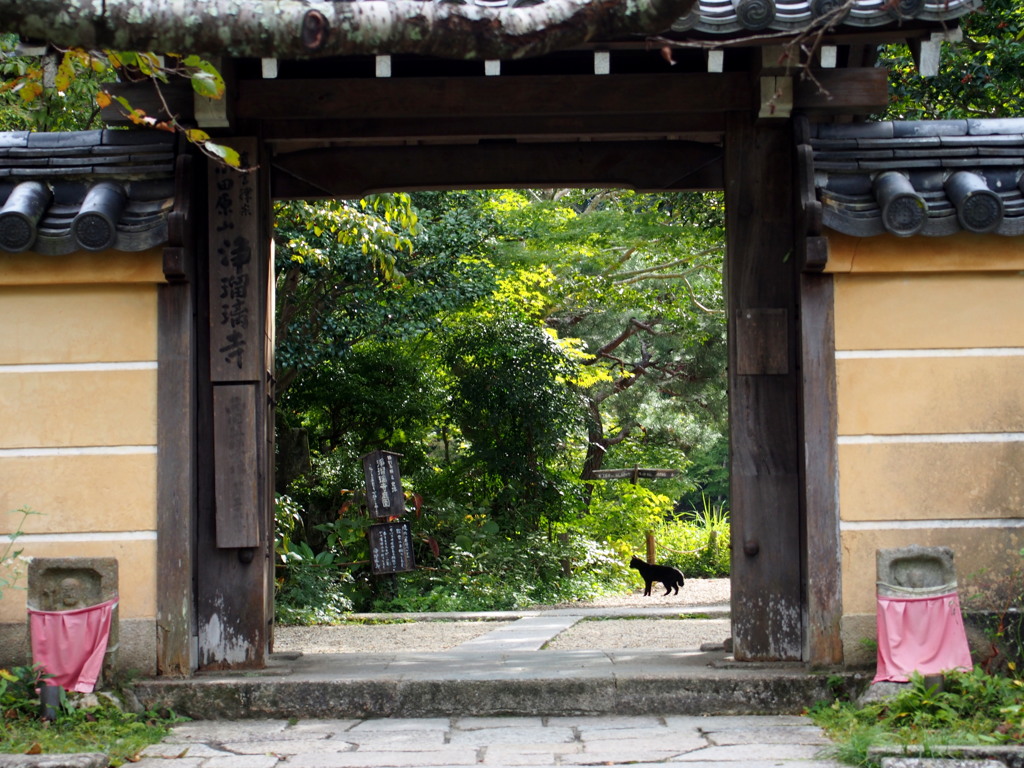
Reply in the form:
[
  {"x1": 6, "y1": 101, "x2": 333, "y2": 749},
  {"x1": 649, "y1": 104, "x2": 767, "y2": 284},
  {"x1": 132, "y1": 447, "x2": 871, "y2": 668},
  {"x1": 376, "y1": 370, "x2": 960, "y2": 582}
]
[{"x1": 0, "y1": 617, "x2": 156, "y2": 680}]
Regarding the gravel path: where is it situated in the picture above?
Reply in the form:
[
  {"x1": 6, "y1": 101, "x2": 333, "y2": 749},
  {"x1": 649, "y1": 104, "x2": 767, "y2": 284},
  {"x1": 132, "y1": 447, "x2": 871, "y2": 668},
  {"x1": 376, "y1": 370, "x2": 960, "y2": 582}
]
[
  {"x1": 543, "y1": 577, "x2": 729, "y2": 610},
  {"x1": 274, "y1": 578, "x2": 731, "y2": 654}
]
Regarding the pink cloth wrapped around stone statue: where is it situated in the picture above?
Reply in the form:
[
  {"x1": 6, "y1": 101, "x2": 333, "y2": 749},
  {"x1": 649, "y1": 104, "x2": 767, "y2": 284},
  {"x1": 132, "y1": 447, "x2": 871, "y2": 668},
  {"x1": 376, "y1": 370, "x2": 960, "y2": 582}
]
[
  {"x1": 28, "y1": 598, "x2": 118, "y2": 693},
  {"x1": 874, "y1": 591, "x2": 973, "y2": 683}
]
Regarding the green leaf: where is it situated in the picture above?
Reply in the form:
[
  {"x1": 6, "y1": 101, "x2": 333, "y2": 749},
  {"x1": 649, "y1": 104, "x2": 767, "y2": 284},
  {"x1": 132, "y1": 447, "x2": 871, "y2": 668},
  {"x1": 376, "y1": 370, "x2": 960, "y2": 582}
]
[
  {"x1": 184, "y1": 55, "x2": 226, "y2": 99},
  {"x1": 202, "y1": 141, "x2": 241, "y2": 167}
]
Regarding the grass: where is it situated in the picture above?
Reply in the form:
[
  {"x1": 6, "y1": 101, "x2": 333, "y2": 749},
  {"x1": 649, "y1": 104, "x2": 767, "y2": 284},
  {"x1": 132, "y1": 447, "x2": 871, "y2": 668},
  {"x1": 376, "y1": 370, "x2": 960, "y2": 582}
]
[
  {"x1": 1, "y1": 665, "x2": 183, "y2": 766},
  {"x1": 808, "y1": 667, "x2": 1024, "y2": 767},
  {"x1": 0, "y1": 707, "x2": 179, "y2": 766}
]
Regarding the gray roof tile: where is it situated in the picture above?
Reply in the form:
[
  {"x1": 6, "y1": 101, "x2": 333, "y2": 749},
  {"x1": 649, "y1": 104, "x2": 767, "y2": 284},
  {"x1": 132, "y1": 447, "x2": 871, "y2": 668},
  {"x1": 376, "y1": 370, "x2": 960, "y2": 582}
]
[
  {"x1": 0, "y1": 130, "x2": 178, "y2": 255},
  {"x1": 802, "y1": 118, "x2": 1024, "y2": 241}
]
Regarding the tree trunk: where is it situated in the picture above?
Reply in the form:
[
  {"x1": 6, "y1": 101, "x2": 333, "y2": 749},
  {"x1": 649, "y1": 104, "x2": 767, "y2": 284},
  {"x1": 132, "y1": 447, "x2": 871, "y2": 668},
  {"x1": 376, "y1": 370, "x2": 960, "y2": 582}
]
[{"x1": 1, "y1": 0, "x2": 698, "y2": 60}]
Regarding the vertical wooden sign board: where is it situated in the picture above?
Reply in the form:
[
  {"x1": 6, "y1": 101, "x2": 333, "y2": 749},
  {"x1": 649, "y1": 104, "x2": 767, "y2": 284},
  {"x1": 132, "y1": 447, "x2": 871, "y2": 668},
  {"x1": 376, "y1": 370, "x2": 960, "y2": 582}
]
[
  {"x1": 207, "y1": 139, "x2": 261, "y2": 549},
  {"x1": 368, "y1": 521, "x2": 415, "y2": 575},
  {"x1": 209, "y1": 144, "x2": 260, "y2": 383},
  {"x1": 363, "y1": 450, "x2": 415, "y2": 575},
  {"x1": 212, "y1": 385, "x2": 260, "y2": 548},
  {"x1": 362, "y1": 449, "x2": 405, "y2": 518}
]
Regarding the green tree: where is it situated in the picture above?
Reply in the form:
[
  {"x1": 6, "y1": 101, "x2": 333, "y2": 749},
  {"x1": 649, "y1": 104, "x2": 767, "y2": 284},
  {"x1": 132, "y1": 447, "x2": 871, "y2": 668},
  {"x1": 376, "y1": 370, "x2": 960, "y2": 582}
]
[
  {"x1": 274, "y1": 195, "x2": 495, "y2": 396},
  {"x1": 483, "y1": 189, "x2": 729, "y2": 507},
  {"x1": 880, "y1": 0, "x2": 1024, "y2": 119},
  {"x1": 0, "y1": 37, "x2": 112, "y2": 131},
  {"x1": 440, "y1": 313, "x2": 586, "y2": 534},
  {"x1": 273, "y1": 193, "x2": 500, "y2": 543}
]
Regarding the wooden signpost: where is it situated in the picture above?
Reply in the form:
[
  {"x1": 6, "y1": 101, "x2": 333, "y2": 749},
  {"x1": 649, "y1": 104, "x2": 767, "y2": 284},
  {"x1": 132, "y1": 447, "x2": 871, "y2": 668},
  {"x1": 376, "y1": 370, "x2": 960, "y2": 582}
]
[
  {"x1": 590, "y1": 466, "x2": 679, "y2": 483},
  {"x1": 368, "y1": 521, "x2": 416, "y2": 575},
  {"x1": 590, "y1": 465, "x2": 679, "y2": 564},
  {"x1": 361, "y1": 449, "x2": 416, "y2": 575},
  {"x1": 362, "y1": 449, "x2": 406, "y2": 518}
]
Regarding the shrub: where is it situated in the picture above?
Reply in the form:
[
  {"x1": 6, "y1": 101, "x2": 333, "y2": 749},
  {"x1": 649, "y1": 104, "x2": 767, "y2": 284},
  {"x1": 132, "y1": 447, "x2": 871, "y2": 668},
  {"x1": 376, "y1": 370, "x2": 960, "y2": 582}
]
[
  {"x1": 1, "y1": 665, "x2": 181, "y2": 765},
  {"x1": 810, "y1": 667, "x2": 1024, "y2": 765}
]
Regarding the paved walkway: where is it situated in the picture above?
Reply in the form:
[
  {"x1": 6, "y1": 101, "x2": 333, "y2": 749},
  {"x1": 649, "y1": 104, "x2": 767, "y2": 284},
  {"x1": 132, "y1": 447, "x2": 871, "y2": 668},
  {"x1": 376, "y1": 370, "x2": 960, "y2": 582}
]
[
  {"x1": 134, "y1": 714, "x2": 846, "y2": 767},
  {"x1": 5, "y1": 606, "x2": 861, "y2": 768},
  {"x1": 135, "y1": 603, "x2": 851, "y2": 721}
]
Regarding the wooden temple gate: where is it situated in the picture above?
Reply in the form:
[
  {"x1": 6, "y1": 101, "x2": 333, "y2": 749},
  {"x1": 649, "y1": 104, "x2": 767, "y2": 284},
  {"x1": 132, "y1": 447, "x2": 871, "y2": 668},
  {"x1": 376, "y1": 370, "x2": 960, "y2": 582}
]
[
  {"x1": 151, "y1": 0, "x2": 980, "y2": 672},
  {"x1": 164, "y1": 3, "x2": 927, "y2": 671},
  {"x1": 3, "y1": 0, "x2": 1004, "y2": 676}
]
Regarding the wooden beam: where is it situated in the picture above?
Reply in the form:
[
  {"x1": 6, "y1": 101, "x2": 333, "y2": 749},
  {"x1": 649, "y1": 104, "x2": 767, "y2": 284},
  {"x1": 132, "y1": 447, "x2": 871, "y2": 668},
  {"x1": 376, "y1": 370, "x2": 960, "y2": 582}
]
[
  {"x1": 800, "y1": 272, "x2": 843, "y2": 667},
  {"x1": 261, "y1": 113, "x2": 728, "y2": 145},
  {"x1": 795, "y1": 67, "x2": 888, "y2": 116},
  {"x1": 272, "y1": 140, "x2": 723, "y2": 199},
  {"x1": 236, "y1": 73, "x2": 755, "y2": 121}
]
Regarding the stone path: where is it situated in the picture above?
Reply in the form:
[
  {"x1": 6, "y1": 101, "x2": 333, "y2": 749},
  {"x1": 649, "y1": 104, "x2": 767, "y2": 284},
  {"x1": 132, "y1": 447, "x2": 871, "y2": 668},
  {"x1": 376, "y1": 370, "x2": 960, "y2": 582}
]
[
  {"x1": 133, "y1": 714, "x2": 845, "y2": 767},
  {"x1": 452, "y1": 616, "x2": 583, "y2": 652}
]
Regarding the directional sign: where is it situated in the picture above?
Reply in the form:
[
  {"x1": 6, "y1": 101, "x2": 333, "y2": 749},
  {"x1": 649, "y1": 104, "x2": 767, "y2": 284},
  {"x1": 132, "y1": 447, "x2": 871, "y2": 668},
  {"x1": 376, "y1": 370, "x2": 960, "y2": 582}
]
[{"x1": 590, "y1": 467, "x2": 679, "y2": 481}]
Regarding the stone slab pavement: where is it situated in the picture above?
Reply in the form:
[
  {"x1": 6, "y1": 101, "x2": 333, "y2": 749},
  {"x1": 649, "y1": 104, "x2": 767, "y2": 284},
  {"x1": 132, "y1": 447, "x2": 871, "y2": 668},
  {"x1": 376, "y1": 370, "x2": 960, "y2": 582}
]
[
  {"x1": 134, "y1": 607, "x2": 862, "y2": 720},
  {"x1": 131, "y1": 714, "x2": 847, "y2": 767}
]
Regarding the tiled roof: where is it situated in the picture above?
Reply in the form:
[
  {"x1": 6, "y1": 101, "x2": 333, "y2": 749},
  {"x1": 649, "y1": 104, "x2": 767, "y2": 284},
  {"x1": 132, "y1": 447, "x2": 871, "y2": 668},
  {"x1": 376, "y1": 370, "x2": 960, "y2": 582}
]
[
  {"x1": 0, "y1": 130, "x2": 178, "y2": 256},
  {"x1": 457, "y1": 0, "x2": 980, "y2": 35},
  {"x1": 801, "y1": 118, "x2": 1024, "y2": 239},
  {"x1": 669, "y1": 0, "x2": 980, "y2": 35}
]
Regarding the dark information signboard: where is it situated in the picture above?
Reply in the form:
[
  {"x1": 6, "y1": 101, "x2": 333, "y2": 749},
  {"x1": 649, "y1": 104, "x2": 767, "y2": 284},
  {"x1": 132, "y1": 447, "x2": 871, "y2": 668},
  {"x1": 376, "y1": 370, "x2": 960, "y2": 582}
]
[
  {"x1": 362, "y1": 449, "x2": 405, "y2": 518},
  {"x1": 368, "y1": 521, "x2": 416, "y2": 575}
]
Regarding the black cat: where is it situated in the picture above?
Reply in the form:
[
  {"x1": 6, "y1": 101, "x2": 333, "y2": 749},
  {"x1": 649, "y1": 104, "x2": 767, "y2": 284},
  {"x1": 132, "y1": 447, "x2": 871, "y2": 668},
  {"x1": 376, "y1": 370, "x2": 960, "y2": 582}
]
[{"x1": 629, "y1": 555, "x2": 685, "y2": 596}]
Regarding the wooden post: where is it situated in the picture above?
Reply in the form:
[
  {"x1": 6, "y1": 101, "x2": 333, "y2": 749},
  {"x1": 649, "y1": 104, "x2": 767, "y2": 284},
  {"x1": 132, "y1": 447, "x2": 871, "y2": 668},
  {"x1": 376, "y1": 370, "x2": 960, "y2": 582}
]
[
  {"x1": 558, "y1": 532, "x2": 571, "y2": 576},
  {"x1": 157, "y1": 152, "x2": 196, "y2": 677},
  {"x1": 195, "y1": 138, "x2": 273, "y2": 670},
  {"x1": 156, "y1": 279, "x2": 195, "y2": 676},
  {"x1": 800, "y1": 272, "x2": 843, "y2": 666},
  {"x1": 646, "y1": 531, "x2": 656, "y2": 564},
  {"x1": 725, "y1": 111, "x2": 803, "y2": 661}
]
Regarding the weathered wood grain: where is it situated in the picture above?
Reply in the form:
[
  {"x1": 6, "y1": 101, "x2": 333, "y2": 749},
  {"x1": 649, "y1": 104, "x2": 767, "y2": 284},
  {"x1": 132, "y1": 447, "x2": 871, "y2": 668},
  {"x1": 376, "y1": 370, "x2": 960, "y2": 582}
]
[
  {"x1": 800, "y1": 272, "x2": 843, "y2": 666},
  {"x1": 156, "y1": 279, "x2": 195, "y2": 677},
  {"x1": 272, "y1": 141, "x2": 723, "y2": 199},
  {"x1": 725, "y1": 111, "x2": 803, "y2": 662}
]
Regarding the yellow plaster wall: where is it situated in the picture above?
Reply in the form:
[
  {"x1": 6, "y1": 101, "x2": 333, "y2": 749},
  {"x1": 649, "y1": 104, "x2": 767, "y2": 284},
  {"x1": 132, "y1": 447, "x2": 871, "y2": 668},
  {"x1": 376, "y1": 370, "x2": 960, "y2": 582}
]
[
  {"x1": 0, "y1": 454, "x2": 157, "y2": 534},
  {"x1": 0, "y1": 249, "x2": 163, "y2": 629},
  {"x1": 826, "y1": 232, "x2": 1024, "y2": 274},
  {"x1": 832, "y1": 240, "x2": 1024, "y2": 664},
  {"x1": 840, "y1": 441, "x2": 1024, "y2": 522},
  {"x1": 0, "y1": 285, "x2": 158, "y2": 364},
  {"x1": 834, "y1": 272, "x2": 1024, "y2": 350},
  {"x1": 0, "y1": 249, "x2": 165, "y2": 286},
  {"x1": 0, "y1": 540, "x2": 156, "y2": 623},
  {"x1": 837, "y1": 356, "x2": 1024, "y2": 436},
  {"x1": 0, "y1": 369, "x2": 157, "y2": 449}
]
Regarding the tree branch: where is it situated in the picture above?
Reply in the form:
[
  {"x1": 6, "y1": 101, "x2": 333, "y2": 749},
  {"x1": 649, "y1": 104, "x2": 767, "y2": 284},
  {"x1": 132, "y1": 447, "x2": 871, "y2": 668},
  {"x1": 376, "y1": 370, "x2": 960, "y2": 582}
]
[
  {"x1": 608, "y1": 248, "x2": 720, "y2": 281},
  {"x1": 586, "y1": 317, "x2": 660, "y2": 363},
  {"x1": 1, "y1": 0, "x2": 699, "y2": 60}
]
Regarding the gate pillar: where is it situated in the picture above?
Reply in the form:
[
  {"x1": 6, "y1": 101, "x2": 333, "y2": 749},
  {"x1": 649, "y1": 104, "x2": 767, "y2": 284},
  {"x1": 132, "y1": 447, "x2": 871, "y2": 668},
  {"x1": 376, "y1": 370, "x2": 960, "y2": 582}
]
[
  {"x1": 196, "y1": 139, "x2": 275, "y2": 669},
  {"x1": 724, "y1": 113, "x2": 803, "y2": 661}
]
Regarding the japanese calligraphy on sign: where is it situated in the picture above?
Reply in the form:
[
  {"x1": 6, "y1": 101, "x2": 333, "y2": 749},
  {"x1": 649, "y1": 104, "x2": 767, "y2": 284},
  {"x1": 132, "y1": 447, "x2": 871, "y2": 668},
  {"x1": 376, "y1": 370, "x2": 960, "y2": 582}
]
[
  {"x1": 368, "y1": 521, "x2": 416, "y2": 575},
  {"x1": 362, "y1": 450, "x2": 405, "y2": 518},
  {"x1": 213, "y1": 384, "x2": 259, "y2": 549},
  {"x1": 208, "y1": 138, "x2": 260, "y2": 382}
]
